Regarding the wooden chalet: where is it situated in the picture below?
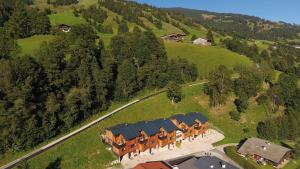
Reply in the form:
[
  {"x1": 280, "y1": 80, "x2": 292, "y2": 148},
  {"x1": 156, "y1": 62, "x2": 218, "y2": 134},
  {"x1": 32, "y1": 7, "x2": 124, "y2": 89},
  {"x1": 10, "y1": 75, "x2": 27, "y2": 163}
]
[
  {"x1": 238, "y1": 138, "x2": 292, "y2": 167},
  {"x1": 57, "y1": 24, "x2": 71, "y2": 33},
  {"x1": 160, "y1": 33, "x2": 186, "y2": 42},
  {"x1": 103, "y1": 112, "x2": 208, "y2": 161},
  {"x1": 171, "y1": 112, "x2": 208, "y2": 141}
]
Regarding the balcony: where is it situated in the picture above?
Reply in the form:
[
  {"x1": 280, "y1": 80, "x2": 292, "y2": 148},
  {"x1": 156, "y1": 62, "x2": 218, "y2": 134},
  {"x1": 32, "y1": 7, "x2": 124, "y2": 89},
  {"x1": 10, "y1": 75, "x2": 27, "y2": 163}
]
[
  {"x1": 138, "y1": 137, "x2": 147, "y2": 144},
  {"x1": 180, "y1": 128, "x2": 188, "y2": 133},
  {"x1": 113, "y1": 142, "x2": 126, "y2": 148},
  {"x1": 158, "y1": 135, "x2": 167, "y2": 140}
]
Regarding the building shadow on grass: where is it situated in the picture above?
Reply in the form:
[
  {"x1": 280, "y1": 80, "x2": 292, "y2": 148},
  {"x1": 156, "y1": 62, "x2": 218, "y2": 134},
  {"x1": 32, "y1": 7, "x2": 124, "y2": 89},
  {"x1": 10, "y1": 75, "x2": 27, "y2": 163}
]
[{"x1": 45, "y1": 157, "x2": 62, "y2": 169}]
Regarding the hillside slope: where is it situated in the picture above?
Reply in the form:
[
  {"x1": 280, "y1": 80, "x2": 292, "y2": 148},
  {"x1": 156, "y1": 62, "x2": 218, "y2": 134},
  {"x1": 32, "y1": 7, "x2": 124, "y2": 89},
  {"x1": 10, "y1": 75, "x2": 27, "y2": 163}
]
[{"x1": 166, "y1": 7, "x2": 300, "y2": 41}]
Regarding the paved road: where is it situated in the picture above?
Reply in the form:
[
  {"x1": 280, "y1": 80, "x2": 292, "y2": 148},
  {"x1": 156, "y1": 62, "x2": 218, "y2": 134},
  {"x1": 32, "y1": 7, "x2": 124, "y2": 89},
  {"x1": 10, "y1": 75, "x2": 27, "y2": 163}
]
[{"x1": 0, "y1": 91, "x2": 165, "y2": 169}]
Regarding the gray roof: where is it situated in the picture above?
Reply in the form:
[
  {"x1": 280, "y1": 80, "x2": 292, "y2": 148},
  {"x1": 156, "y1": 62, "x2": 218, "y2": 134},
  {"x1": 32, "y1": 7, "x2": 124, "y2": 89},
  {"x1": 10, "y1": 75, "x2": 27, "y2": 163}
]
[
  {"x1": 176, "y1": 156, "x2": 239, "y2": 169},
  {"x1": 152, "y1": 119, "x2": 178, "y2": 133},
  {"x1": 238, "y1": 137, "x2": 291, "y2": 164}
]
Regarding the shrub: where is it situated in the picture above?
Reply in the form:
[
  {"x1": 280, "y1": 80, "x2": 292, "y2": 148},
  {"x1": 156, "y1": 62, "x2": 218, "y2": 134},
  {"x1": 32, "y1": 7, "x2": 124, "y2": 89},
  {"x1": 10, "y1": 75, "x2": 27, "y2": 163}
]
[
  {"x1": 229, "y1": 111, "x2": 241, "y2": 121},
  {"x1": 224, "y1": 146, "x2": 259, "y2": 169}
]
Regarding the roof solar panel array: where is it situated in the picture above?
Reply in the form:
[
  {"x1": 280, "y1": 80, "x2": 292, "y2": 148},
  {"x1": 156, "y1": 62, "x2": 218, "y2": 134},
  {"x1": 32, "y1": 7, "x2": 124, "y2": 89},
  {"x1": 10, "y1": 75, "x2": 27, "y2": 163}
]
[{"x1": 107, "y1": 112, "x2": 207, "y2": 140}]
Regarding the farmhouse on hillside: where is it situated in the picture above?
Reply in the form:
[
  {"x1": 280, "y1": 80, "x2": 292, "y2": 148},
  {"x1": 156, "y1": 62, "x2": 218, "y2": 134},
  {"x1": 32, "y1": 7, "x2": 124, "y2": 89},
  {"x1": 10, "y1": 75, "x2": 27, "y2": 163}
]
[
  {"x1": 238, "y1": 137, "x2": 291, "y2": 167},
  {"x1": 58, "y1": 24, "x2": 71, "y2": 33},
  {"x1": 192, "y1": 38, "x2": 211, "y2": 45},
  {"x1": 161, "y1": 33, "x2": 186, "y2": 42},
  {"x1": 103, "y1": 112, "x2": 208, "y2": 161}
]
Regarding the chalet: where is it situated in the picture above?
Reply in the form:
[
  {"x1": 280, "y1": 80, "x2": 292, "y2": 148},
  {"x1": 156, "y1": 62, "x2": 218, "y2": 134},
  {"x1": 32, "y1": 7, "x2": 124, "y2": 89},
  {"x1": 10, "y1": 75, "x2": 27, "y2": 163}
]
[
  {"x1": 171, "y1": 112, "x2": 208, "y2": 141},
  {"x1": 238, "y1": 137, "x2": 292, "y2": 167},
  {"x1": 58, "y1": 24, "x2": 71, "y2": 33},
  {"x1": 151, "y1": 119, "x2": 177, "y2": 149},
  {"x1": 103, "y1": 112, "x2": 208, "y2": 161},
  {"x1": 193, "y1": 38, "x2": 211, "y2": 45},
  {"x1": 161, "y1": 33, "x2": 186, "y2": 42}
]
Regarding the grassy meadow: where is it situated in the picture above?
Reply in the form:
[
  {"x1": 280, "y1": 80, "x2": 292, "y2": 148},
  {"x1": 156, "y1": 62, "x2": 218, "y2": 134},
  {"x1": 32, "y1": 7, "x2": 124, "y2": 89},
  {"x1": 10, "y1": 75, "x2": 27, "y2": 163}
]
[
  {"x1": 165, "y1": 41, "x2": 253, "y2": 76},
  {"x1": 17, "y1": 35, "x2": 55, "y2": 55}
]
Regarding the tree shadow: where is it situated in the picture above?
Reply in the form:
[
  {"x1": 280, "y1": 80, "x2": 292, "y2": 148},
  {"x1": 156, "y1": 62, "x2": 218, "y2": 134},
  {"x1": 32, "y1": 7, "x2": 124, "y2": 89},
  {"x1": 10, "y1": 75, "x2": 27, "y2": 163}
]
[{"x1": 45, "y1": 157, "x2": 62, "y2": 169}]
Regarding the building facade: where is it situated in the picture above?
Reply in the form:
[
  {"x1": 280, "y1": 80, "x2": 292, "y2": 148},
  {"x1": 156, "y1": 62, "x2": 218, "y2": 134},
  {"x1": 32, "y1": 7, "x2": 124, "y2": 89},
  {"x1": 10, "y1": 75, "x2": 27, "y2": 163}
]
[{"x1": 103, "y1": 112, "x2": 208, "y2": 161}]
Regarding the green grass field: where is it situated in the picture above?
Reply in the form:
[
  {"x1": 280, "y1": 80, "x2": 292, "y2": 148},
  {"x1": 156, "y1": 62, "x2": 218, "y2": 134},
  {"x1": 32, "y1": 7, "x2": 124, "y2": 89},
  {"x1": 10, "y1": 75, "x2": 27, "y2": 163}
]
[
  {"x1": 17, "y1": 35, "x2": 55, "y2": 55},
  {"x1": 49, "y1": 11, "x2": 87, "y2": 26},
  {"x1": 165, "y1": 41, "x2": 253, "y2": 76},
  {"x1": 0, "y1": 84, "x2": 271, "y2": 169}
]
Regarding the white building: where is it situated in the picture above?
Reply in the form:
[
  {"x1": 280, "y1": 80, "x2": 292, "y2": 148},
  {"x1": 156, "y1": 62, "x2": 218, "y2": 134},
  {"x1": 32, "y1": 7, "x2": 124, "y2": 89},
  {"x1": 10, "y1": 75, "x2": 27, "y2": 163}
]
[{"x1": 193, "y1": 38, "x2": 211, "y2": 45}]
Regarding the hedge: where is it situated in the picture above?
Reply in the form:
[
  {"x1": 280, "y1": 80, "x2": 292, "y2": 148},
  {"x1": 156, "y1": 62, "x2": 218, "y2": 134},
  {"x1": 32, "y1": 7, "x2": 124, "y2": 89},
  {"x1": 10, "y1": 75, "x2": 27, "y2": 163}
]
[{"x1": 224, "y1": 146, "x2": 260, "y2": 169}]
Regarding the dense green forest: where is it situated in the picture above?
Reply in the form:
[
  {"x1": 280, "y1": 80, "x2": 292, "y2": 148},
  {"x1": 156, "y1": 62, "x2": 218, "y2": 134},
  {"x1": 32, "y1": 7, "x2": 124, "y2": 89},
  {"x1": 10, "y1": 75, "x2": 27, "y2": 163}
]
[{"x1": 0, "y1": 0, "x2": 198, "y2": 156}]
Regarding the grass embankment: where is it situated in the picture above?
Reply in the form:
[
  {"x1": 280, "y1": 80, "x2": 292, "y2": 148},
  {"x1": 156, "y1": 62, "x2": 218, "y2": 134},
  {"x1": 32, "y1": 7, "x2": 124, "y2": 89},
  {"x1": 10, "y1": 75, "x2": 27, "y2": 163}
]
[
  {"x1": 0, "y1": 84, "x2": 269, "y2": 169},
  {"x1": 165, "y1": 41, "x2": 253, "y2": 76}
]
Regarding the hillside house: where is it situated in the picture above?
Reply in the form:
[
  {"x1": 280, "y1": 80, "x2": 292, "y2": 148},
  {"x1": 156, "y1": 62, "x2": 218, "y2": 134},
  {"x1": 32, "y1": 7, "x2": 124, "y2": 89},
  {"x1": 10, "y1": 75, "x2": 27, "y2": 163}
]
[
  {"x1": 171, "y1": 112, "x2": 208, "y2": 141},
  {"x1": 58, "y1": 24, "x2": 71, "y2": 33},
  {"x1": 238, "y1": 137, "x2": 291, "y2": 167},
  {"x1": 192, "y1": 38, "x2": 211, "y2": 45},
  {"x1": 161, "y1": 33, "x2": 186, "y2": 42},
  {"x1": 103, "y1": 112, "x2": 208, "y2": 161}
]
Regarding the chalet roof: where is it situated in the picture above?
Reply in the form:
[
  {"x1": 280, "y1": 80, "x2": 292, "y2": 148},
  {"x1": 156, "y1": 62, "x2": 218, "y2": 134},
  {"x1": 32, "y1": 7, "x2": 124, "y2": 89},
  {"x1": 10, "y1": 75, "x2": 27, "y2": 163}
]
[
  {"x1": 133, "y1": 161, "x2": 171, "y2": 169},
  {"x1": 109, "y1": 123, "x2": 139, "y2": 141},
  {"x1": 186, "y1": 112, "x2": 208, "y2": 123},
  {"x1": 175, "y1": 156, "x2": 239, "y2": 169},
  {"x1": 135, "y1": 121, "x2": 160, "y2": 136},
  {"x1": 107, "y1": 112, "x2": 208, "y2": 140},
  {"x1": 152, "y1": 119, "x2": 178, "y2": 133},
  {"x1": 238, "y1": 137, "x2": 291, "y2": 164},
  {"x1": 172, "y1": 112, "x2": 207, "y2": 127},
  {"x1": 172, "y1": 114, "x2": 195, "y2": 127}
]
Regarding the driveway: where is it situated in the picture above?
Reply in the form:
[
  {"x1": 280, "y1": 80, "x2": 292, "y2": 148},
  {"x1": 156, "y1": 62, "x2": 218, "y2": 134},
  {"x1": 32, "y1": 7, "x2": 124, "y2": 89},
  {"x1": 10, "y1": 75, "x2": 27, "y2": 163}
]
[{"x1": 121, "y1": 129, "x2": 224, "y2": 169}]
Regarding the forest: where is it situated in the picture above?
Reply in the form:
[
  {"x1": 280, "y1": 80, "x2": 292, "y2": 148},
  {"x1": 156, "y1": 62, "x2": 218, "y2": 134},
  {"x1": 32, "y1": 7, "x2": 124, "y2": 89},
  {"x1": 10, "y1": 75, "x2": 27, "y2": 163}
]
[{"x1": 0, "y1": 0, "x2": 198, "y2": 156}]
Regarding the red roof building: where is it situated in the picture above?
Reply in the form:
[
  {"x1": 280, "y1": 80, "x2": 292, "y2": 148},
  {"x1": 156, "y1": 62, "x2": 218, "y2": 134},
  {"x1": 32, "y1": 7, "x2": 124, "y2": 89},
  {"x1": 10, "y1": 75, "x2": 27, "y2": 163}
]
[{"x1": 133, "y1": 161, "x2": 171, "y2": 169}]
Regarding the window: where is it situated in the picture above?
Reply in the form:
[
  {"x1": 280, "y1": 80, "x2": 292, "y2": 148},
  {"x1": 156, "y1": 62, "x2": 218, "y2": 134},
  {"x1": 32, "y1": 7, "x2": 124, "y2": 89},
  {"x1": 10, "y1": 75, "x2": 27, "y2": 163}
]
[
  {"x1": 152, "y1": 141, "x2": 155, "y2": 145},
  {"x1": 130, "y1": 144, "x2": 135, "y2": 148}
]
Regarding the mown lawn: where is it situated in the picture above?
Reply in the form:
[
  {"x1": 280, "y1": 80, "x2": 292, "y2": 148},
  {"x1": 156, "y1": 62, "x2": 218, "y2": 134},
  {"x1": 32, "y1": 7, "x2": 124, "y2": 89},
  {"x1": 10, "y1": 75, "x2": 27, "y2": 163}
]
[
  {"x1": 17, "y1": 35, "x2": 55, "y2": 55},
  {"x1": 9, "y1": 84, "x2": 268, "y2": 169},
  {"x1": 165, "y1": 41, "x2": 253, "y2": 76}
]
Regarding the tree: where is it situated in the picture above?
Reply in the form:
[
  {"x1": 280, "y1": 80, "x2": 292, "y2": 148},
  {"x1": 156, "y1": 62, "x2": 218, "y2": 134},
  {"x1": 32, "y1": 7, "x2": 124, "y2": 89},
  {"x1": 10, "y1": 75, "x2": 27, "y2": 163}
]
[
  {"x1": 118, "y1": 20, "x2": 129, "y2": 34},
  {"x1": 191, "y1": 34, "x2": 197, "y2": 41},
  {"x1": 204, "y1": 65, "x2": 232, "y2": 107},
  {"x1": 0, "y1": 27, "x2": 19, "y2": 59},
  {"x1": 207, "y1": 30, "x2": 215, "y2": 46},
  {"x1": 114, "y1": 59, "x2": 138, "y2": 101},
  {"x1": 276, "y1": 73, "x2": 298, "y2": 105},
  {"x1": 233, "y1": 66, "x2": 262, "y2": 111},
  {"x1": 166, "y1": 81, "x2": 182, "y2": 103}
]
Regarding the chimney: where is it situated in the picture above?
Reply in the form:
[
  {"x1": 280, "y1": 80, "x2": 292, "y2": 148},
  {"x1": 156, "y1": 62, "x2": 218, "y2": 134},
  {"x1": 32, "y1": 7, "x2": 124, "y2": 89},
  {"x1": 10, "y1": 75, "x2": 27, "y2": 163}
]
[
  {"x1": 210, "y1": 165, "x2": 214, "y2": 168},
  {"x1": 222, "y1": 164, "x2": 226, "y2": 168},
  {"x1": 262, "y1": 146, "x2": 267, "y2": 150}
]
